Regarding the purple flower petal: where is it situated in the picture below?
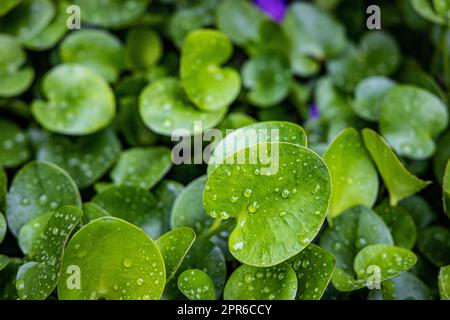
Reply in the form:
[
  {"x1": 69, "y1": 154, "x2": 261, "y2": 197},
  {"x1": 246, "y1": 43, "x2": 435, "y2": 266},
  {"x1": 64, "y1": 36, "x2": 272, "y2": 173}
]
[
  {"x1": 254, "y1": 0, "x2": 287, "y2": 23},
  {"x1": 309, "y1": 103, "x2": 320, "y2": 119}
]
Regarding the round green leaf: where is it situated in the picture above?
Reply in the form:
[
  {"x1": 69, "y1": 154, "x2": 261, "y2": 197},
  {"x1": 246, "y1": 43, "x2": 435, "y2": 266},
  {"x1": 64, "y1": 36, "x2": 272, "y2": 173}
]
[
  {"x1": 353, "y1": 76, "x2": 396, "y2": 121},
  {"x1": 362, "y1": 128, "x2": 430, "y2": 206},
  {"x1": 242, "y1": 51, "x2": 291, "y2": 108},
  {"x1": 0, "y1": 0, "x2": 54, "y2": 42},
  {"x1": 60, "y1": 29, "x2": 124, "y2": 83},
  {"x1": 288, "y1": 244, "x2": 335, "y2": 300},
  {"x1": 180, "y1": 29, "x2": 240, "y2": 111},
  {"x1": 178, "y1": 269, "x2": 215, "y2": 300},
  {"x1": 37, "y1": 130, "x2": 121, "y2": 189},
  {"x1": 140, "y1": 77, "x2": 227, "y2": 136},
  {"x1": 208, "y1": 121, "x2": 307, "y2": 175},
  {"x1": 418, "y1": 226, "x2": 450, "y2": 267},
  {"x1": 0, "y1": 34, "x2": 34, "y2": 97},
  {"x1": 223, "y1": 263, "x2": 297, "y2": 300},
  {"x1": 323, "y1": 128, "x2": 379, "y2": 220},
  {"x1": 73, "y1": 0, "x2": 150, "y2": 28},
  {"x1": 0, "y1": 119, "x2": 30, "y2": 168},
  {"x1": 439, "y1": 265, "x2": 450, "y2": 300},
  {"x1": 375, "y1": 202, "x2": 417, "y2": 249},
  {"x1": 31, "y1": 64, "x2": 116, "y2": 136},
  {"x1": 380, "y1": 85, "x2": 448, "y2": 160},
  {"x1": 110, "y1": 147, "x2": 172, "y2": 190},
  {"x1": 16, "y1": 206, "x2": 82, "y2": 300},
  {"x1": 125, "y1": 27, "x2": 162, "y2": 70},
  {"x1": 57, "y1": 217, "x2": 165, "y2": 300},
  {"x1": 23, "y1": 0, "x2": 68, "y2": 51},
  {"x1": 204, "y1": 142, "x2": 331, "y2": 267},
  {"x1": 6, "y1": 161, "x2": 81, "y2": 236},
  {"x1": 156, "y1": 228, "x2": 196, "y2": 283},
  {"x1": 92, "y1": 185, "x2": 162, "y2": 238},
  {"x1": 354, "y1": 244, "x2": 417, "y2": 281}
]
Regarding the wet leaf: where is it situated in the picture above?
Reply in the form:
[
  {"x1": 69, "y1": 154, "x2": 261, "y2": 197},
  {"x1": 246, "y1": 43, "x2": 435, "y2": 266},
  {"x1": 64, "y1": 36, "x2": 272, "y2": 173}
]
[
  {"x1": 178, "y1": 269, "x2": 215, "y2": 300},
  {"x1": 0, "y1": 119, "x2": 29, "y2": 168}
]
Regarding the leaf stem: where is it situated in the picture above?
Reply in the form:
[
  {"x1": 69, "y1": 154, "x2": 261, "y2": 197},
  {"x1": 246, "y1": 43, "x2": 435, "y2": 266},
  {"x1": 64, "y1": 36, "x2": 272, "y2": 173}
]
[{"x1": 203, "y1": 219, "x2": 234, "y2": 239}]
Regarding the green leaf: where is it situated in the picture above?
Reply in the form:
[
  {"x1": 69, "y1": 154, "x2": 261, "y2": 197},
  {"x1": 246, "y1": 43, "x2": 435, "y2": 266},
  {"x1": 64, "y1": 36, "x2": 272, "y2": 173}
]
[
  {"x1": 57, "y1": 217, "x2": 165, "y2": 300},
  {"x1": 37, "y1": 130, "x2": 121, "y2": 189},
  {"x1": 242, "y1": 51, "x2": 291, "y2": 108},
  {"x1": 18, "y1": 211, "x2": 53, "y2": 255},
  {"x1": 208, "y1": 121, "x2": 307, "y2": 175},
  {"x1": 368, "y1": 272, "x2": 432, "y2": 300},
  {"x1": 353, "y1": 76, "x2": 396, "y2": 122},
  {"x1": 0, "y1": 34, "x2": 34, "y2": 97},
  {"x1": 0, "y1": 212, "x2": 6, "y2": 245},
  {"x1": 6, "y1": 161, "x2": 81, "y2": 236},
  {"x1": 31, "y1": 64, "x2": 116, "y2": 136},
  {"x1": 0, "y1": 0, "x2": 54, "y2": 42},
  {"x1": 154, "y1": 180, "x2": 184, "y2": 234},
  {"x1": 81, "y1": 202, "x2": 109, "y2": 224},
  {"x1": 444, "y1": 160, "x2": 450, "y2": 215},
  {"x1": 0, "y1": 255, "x2": 9, "y2": 272},
  {"x1": 180, "y1": 29, "x2": 240, "y2": 111},
  {"x1": 323, "y1": 128, "x2": 378, "y2": 220},
  {"x1": 139, "y1": 77, "x2": 227, "y2": 136},
  {"x1": 156, "y1": 228, "x2": 196, "y2": 283},
  {"x1": 354, "y1": 244, "x2": 417, "y2": 281},
  {"x1": 73, "y1": 0, "x2": 150, "y2": 28},
  {"x1": 0, "y1": 0, "x2": 22, "y2": 16},
  {"x1": 375, "y1": 202, "x2": 417, "y2": 249},
  {"x1": 0, "y1": 119, "x2": 30, "y2": 168},
  {"x1": 288, "y1": 244, "x2": 335, "y2": 300},
  {"x1": 92, "y1": 185, "x2": 162, "y2": 238},
  {"x1": 434, "y1": 130, "x2": 450, "y2": 184},
  {"x1": 283, "y1": 3, "x2": 347, "y2": 61},
  {"x1": 16, "y1": 206, "x2": 82, "y2": 300},
  {"x1": 223, "y1": 263, "x2": 298, "y2": 300},
  {"x1": 439, "y1": 265, "x2": 450, "y2": 300},
  {"x1": 23, "y1": 0, "x2": 68, "y2": 51},
  {"x1": 216, "y1": 0, "x2": 267, "y2": 47},
  {"x1": 411, "y1": 0, "x2": 450, "y2": 24},
  {"x1": 362, "y1": 128, "x2": 430, "y2": 206},
  {"x1": 320, "y1": 206, "x2": 393, "y2": 291},
  {"x1": 178, "y1": 269, "x2": 215, "y2": 300},
  {"x1": 398, "y1": 196, "x2": 437, "y2": 230},
  {"x1": 59, "y1": 29, "x2": 125, "y2": 83},
  {"x1": 110, "y1": 147, "x2": 172, "y2": 190},
  {"x1": 0, "y1": 257, "x2": 21, "y2": 299},
  {"x1": 418, "y1": 226, "x2": 450, "y2": 267},
  {"x1": 0, "y1": 167, "x2": 6, "y2": 213},
  {"x1": 379, "y1": 85, "x2": 448, "y2": 160},
  {"x1": 125, "y1": 27, "x2": 162, "y2": 70},
  {"x1": 204, "y1": 142, "x2": 331, "y2": 267}
]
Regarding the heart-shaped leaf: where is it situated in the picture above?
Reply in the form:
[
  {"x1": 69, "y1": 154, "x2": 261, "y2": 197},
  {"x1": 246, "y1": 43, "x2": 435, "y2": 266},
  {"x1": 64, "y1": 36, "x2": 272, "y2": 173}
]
[
  {"x1": 72, "y1": 0, "x2": 149, "y2": 28},
  {"x1": 353, "y1": 76, "x2": 396, "y2": 122},
  {"x1": 216, "y1": 0, "x2": 267, "y2": 47},
  {"x1": 375, "y1": 202, "x2": 417, "y2": 249},
  {"x1": 6, "y1": 161, "x2": 81, "y2": 236},
  {"x1": 368, "y1": 272, "x2": 432, "y2": 300},
  {"x1": 110, "y1": 147, "x2": 172, "y2": 190},
  {"x1": 37, "y1": 130, "x2": 121, "y2": 189},
  {"x1": 439, "y1": 265, "x2": 450, "y2": 300},
  {"x1": 0, "y1": 0, "x2": 54, "y2": 42},
  {"x1": 16, "y1": 206, "x2": 82, "y2": 300},
  {"x1": 92, "y1": 185, "x2": 162, "y2": 238},
  {"x1": 287, "y1": 244, "x2": 335, "y2": 300},
  {"x1": 208, "y1": 121, "x2": 307, "y2": 175},
  {"x1": 319, "y1": 206, "x2": 393, "y2": 291},
  {"x1": 125, "y1": 27, "x2": 162, "y2": 70},
  {"x1": 282, "y1": 3, "x2": 347, "y2": 61},
  {"x1": 139, "y1": 77, "x2": 228, "y2": 136},
  {"x1": 59, "y1": 29, "x2": 125, "y2": 83},
  {"x1": 31, "y1": 64, "x2": 116, "y2": 136},
  {"x1": 379, "y1": 85, "x2": 448, "y2": 160},
  {"x1": 417, "y1": 226, "x2": 450, "y2": 267},
  {"x1": 204, "y1": 142, "x2": 331, "y2": 267},
  {"x1": 223, "y1": 263, "x2": 297, "y2": 300},
  {"x1": 154, "y1": 180, "x2": 184, "y2": 234},
  {"x1": 57, "y1": 217, "x2": 165, "y2": 300},
  {"x1": 242, "y1": 51, "x2": 291, "y2": 108},
  {"x1": 23, "y1": 0, "x2": 68, "y2": 51},
  {"x1": 180, "y1": 29, "x2": 240, "y2": 111},
  {"x1": 0, "y1": 119, "x2": 30, "y2": 168},
  {"x1": 178, "y1": 269, "x2": 216, "y2": 300},
  {"x1": 0, "y1": 34, "x2": 34, "y2": 97},
  {"x1": 362, "y1": 129, "x2": 430, "y2": 206},
  {"x1": 156, "y1": 227, "x2": 196, "y2": 283},
  {"x1": 323, "y1": 128, "x2": 378, "y2": 220}
]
